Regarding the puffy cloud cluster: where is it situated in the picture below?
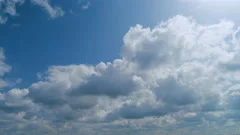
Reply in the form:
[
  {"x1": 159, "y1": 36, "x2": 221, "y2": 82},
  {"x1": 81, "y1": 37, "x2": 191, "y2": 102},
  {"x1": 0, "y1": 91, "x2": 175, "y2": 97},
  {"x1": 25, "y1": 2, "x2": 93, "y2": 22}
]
[{"x1": 3, "y1": 15, "x2": 240, "y2": 134}]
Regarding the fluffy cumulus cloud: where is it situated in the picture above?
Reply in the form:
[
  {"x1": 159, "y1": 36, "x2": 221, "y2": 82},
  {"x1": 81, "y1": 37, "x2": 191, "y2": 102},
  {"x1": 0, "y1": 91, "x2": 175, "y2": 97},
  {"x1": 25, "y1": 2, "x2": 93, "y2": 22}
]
[{"x1": 3, "y1": 15, "x2": 240, "y2": 134}]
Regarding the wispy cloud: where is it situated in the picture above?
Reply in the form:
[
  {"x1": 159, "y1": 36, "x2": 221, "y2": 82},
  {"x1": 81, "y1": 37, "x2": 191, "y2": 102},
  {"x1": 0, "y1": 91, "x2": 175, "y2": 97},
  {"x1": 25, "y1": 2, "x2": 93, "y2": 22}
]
[
  {"x1": 0, "y1": 0, "x2": 65, "y2": 24},
  {"x1": 0, "y1": 0, "x2": 25, "y2": 24},
  {"x1": 82, "y1": 1, "x2": 91, "y2": 10},
  {"x1": 4, "y1": 0, "x2": 25, "y2": 16},
  {"x1": 0, "y1": 48, "x2": 11, "y2": 88},
  {"x1": 78, "y1": 0, "x2": 91, "y2": 10},
  {"x1": 10, "y1": 23, "x2": 21, "y2": 27},
  {"x1": 31, "y1": 0, "x2": 64, "y2": 18},
  {"x1": 0, "y1": 16, "x2": 7, "y2": 24}
]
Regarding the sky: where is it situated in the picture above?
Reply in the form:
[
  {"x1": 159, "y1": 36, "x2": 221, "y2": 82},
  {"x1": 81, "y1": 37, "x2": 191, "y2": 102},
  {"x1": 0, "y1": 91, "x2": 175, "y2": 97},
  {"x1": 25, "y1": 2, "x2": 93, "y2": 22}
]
[{"x1": 2, "y1": 0, "x2": 240, "y2": 135}]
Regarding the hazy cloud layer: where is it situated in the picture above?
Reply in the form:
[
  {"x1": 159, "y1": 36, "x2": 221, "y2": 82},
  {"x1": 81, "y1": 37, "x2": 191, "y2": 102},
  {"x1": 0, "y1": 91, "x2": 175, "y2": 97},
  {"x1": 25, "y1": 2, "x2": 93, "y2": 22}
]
[{"x1": 2, "y1": 15, "x2": 240, "y2": 134}]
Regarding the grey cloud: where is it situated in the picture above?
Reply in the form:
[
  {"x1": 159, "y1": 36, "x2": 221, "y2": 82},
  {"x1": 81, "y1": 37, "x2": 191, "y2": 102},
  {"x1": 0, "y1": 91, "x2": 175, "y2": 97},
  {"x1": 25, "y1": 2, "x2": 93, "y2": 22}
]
[
  {"x1": 67, "y1": 96, "x2": 97, "y2": 110},
  {"x1": 28, "y1": 82, "x2": 67, "y2": 108},
  {"x1": 0, "y1": 89, "x2": 33, "y2": 113},
  {"x1": 27, "y1": 64, "x2": 99, "y2": 109},
  {"x1": 155, "y1": 77, "x2": 199, "y2": 106},
  {"x1": 70, "y1": 62, "x2": 140, "y2": 98},
  {"x1": 28, "y1": 81, "x2": 98, "y2": 109}
]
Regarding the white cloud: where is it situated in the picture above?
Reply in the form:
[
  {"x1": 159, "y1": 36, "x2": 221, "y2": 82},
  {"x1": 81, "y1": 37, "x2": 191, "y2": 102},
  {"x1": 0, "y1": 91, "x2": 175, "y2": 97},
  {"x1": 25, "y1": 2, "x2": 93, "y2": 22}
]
[
  {"x1": 24, "y1": 15, "x2": 240, "y2": 123},
  {"x1": 31, "y1": 0, "x2": 64, "y2": 19},
  {"x1": 3, "y1": 15, "x2": 240, "y2": 134}
]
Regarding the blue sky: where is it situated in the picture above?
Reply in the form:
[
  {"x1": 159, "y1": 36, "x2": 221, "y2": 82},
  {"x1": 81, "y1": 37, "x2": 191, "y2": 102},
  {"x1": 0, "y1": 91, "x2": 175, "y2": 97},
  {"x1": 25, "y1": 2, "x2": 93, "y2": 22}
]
[{"x1": 2, "y1": 0, "x2": 240, "y2": 135}]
